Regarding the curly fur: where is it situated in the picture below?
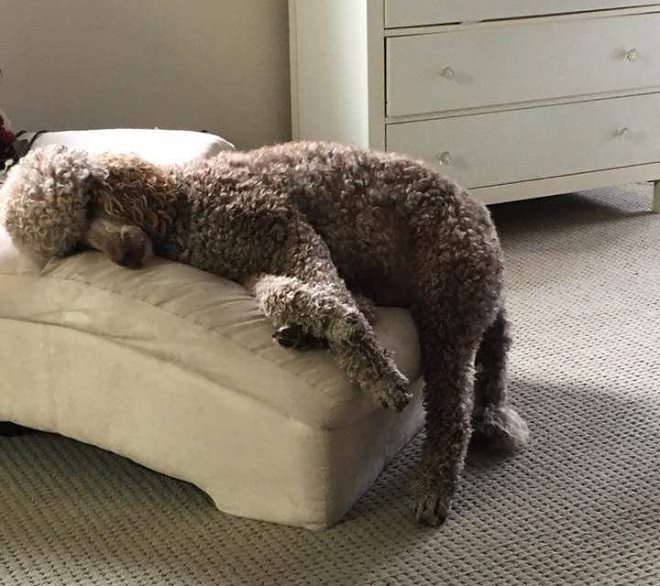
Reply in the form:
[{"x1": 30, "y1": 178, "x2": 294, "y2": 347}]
[
  {"x1": 0, "y1": 141, "x2": 529, "y2": 526},
  {"x1": 1, "y1": 146, "x2": 102, "y2": 257}
]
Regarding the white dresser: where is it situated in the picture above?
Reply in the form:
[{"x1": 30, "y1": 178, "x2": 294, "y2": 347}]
[{"x1": 289, "y1": 1, "x2": 660, "y2": 209}]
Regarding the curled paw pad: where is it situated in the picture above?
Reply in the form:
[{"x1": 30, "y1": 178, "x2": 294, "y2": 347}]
[{"x1": 273, "y1": 325, "x2": 327, "y2": 351}]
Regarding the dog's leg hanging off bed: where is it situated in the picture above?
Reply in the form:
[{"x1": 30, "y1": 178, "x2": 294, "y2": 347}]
[{"x1": 247, "y1": 272, "x2": 412, "y2": 411}]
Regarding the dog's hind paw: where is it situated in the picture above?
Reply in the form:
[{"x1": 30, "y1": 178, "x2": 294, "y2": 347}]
[
  {"x1": 372, "y1": 370, "x2": 412, "y2": 411},
  {"x1": 414, "y1": 492, "x2": 450, "y2": 527},
  {"x1": 273, "y1": 324, "x2": 327, "y2": 351}
]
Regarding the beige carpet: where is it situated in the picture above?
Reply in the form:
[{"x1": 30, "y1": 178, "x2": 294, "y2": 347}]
[{"x1": 1, "y1": 185, "x2": 659, "y2": 585}]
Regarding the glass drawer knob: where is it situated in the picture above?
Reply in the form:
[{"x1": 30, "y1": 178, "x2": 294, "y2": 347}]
[
  {"x1": 440, "y1": 66, "x2": 455, "y2": 79},
  {"x1": 437, "y1": 151, "x2": 452, "y2": 165},
  {"x1": 625, "y1": 49, "x2": 638, "y2": 62}
]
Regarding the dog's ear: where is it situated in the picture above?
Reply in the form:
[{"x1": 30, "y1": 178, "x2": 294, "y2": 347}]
[
  {"x1": 0, "y1": 145, "x2": 102, "y2": 258},
  {"x1": 90, "y1": 153, "x2": 175, "y2": 237}
]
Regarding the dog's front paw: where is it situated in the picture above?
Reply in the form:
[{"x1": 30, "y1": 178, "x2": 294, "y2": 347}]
[
  {"x1": 274, "y1": 325, "x2": 327, "y2": 351},
  {"x1": 372, "y1": 370, "x2": 412, "y2": 411},
  {"x1": 107, "y1": 226, "x2": 152, "y2": 269}
]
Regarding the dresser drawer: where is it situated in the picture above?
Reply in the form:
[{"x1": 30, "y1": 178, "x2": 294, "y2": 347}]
[
  {"x1": 387, "y1": 94, "x2": 660, "y2": 188},
  {"x1": 387, "y1": 12, "x2": 660, "y2": 117},
  {"x1": 385, "y1": 0, "x2": 660, "y2": 28}
]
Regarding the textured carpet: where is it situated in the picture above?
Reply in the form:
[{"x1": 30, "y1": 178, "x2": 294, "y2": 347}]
[{"x1": 1, "y1": 185, "x2": 659, "y2": 585}]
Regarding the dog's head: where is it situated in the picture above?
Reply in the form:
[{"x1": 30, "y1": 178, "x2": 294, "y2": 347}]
[{"x1": 0, "y1": 144, "x2": 108, "y2": 259}]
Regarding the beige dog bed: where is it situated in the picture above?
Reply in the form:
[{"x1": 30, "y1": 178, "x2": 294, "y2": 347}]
[{"x1": 0, "y1": 129, "x2": 424, "y2": 529}]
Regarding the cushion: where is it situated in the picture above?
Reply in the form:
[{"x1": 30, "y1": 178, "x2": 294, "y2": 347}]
[
  {"x1": 0, "y1": 229, "x2": 424, "y2": 528},
  {"x1": 30, "y1": 128, "x2": 235, "y2": 166},
  {"x1": 0, "y1": 129, "x2": 424, "y2": 528}
]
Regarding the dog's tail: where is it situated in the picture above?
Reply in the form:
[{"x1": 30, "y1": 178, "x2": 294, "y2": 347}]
[{"x1": 471, "y1": 306, "x2": 530, "y2": 451}]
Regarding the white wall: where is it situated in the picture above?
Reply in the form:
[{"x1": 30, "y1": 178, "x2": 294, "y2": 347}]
[{"x1": 0, "y1": 0, "x2": 291, "y2": 149}]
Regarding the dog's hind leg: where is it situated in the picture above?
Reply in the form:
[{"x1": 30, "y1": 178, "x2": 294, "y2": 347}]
[
  {"x1": 411, "y1": 300, "x2": 487, "y2": 526},
  {"x1": 242, "y1": 219, "x2": 410, "y2": 410},
  {"x1": 246, "y1": 272, "x2": 411, "y2": 411},
  {"x1": 268, "y1": 292, "x2": 376, "y2": 351},
  {"x1": 472, "y1": 307, "x2": 529, "y2": 451},
  {"x1": 408, "y1": 201, "x2": 504, "y2": 525},
  {"x1": 352, "y1": 293, "x2": 378, "y2": 325}
]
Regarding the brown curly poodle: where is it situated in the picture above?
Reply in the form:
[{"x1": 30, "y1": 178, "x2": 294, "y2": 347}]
[{"x1": 0, "y1": 141, "x2": 529, "y2": 526}]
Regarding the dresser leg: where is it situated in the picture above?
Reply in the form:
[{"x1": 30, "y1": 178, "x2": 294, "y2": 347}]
[{"x1": 654, "y1": 181, "x2": 660, "y2": 213}]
